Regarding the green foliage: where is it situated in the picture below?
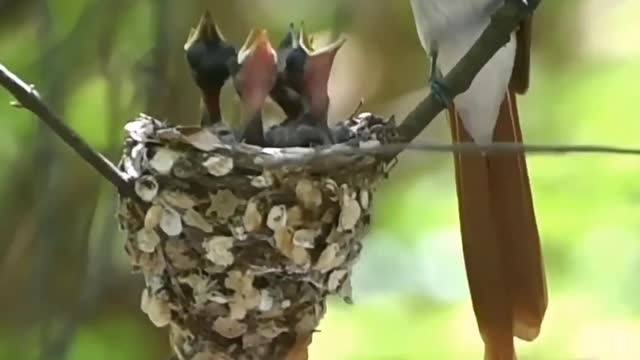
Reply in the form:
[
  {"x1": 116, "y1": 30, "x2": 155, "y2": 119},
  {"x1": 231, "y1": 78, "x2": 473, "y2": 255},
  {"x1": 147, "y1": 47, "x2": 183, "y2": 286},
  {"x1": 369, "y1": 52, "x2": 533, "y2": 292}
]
[
  {"x1": 0, "y1": 0, "x2": 639, "y2": 359},
  {"x1": 67, "y1": 316, "x2": 164, "y2": 360}
]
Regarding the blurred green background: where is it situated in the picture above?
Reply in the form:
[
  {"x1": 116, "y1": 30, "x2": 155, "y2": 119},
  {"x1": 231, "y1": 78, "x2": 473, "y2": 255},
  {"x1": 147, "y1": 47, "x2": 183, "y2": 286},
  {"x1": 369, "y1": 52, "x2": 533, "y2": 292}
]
[{"x1": 1, "y1": 0, "x2": 640, "y2": 359}]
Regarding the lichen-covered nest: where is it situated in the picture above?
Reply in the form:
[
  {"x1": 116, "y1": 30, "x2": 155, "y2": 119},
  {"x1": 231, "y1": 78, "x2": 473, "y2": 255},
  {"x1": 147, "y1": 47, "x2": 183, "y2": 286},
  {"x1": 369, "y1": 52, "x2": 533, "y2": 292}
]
[{"x1": 116, "y1": 113, "x2": 397, "y2": 360}]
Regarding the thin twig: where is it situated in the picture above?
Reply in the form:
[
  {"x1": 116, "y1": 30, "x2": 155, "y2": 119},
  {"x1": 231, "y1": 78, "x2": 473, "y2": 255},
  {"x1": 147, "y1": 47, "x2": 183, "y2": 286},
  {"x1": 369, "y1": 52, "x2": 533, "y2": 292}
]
[
  {"x1": 372, "y1": 141, "x2": 640, "y2": 156},
  {"x1": 395, "y1": 0, "x2": 541, "y2": 157},
  {"x1": 0, "y1": 63, "x2": 134, "y2": 197},
  {"x1": 34, "y1": 1, "x2": 61, "y2": 357},
  {"x1": 146, "y1": 0, "x2": 170, "y2": 117},
  {"x1": 261, "y1": 141, "x2": 640, "y2": 167}
]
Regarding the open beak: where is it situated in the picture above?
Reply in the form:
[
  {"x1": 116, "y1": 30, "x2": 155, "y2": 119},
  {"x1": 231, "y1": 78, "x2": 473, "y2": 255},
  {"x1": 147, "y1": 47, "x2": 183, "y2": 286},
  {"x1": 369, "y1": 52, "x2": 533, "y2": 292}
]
[
  {"x1": 302, "y1": 36, "x2": 346, "y2": 116},
  {"x1": 184, "y1": 10, "x2": 226, "y2": 51},
  {"x1": 298, "y1": 22, "x2": 315, "y2": 52},
  {"x1": 278, "y1": 23, "x2": 297, "y2": 50},
  {"x1": 277, "y1": 22, "x2": 313, "y2": 52},
  {"x1": 236, "y1": 29, "x2": 278, "y2": 111}
]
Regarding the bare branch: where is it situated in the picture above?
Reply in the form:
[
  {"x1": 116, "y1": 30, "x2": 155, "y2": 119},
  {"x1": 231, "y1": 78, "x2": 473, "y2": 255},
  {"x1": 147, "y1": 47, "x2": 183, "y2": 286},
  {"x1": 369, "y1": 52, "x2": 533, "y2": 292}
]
[
  {"x1": 146, "y1": 0, "x2": 170, "y2": 117},
  {"x1": 395, "y1": 0, "x2": 541, "y2": 156},
  {"x1": 0, "y1": 63, "x2": 134, "y2": 197},
  {"x1": 260, "y1": 140, "x2": 640, "y2": 167}
]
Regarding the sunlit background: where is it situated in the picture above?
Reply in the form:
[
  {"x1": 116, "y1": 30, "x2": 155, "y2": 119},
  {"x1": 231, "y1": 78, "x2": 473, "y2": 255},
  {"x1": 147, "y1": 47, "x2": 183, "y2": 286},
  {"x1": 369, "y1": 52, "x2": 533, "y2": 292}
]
[{"x1": 1, "y1": 0, "x2": 640, "y2": 359}]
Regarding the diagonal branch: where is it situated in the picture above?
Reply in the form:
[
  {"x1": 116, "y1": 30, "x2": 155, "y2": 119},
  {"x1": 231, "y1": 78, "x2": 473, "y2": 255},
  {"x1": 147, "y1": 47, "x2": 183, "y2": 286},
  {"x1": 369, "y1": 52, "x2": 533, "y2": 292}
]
[
  {"x1": 395, "y1": 0, "x2": 541, "y2": 156},
  {"x1": 0, "y1": 63, "x2": 134, "y2": 197}
]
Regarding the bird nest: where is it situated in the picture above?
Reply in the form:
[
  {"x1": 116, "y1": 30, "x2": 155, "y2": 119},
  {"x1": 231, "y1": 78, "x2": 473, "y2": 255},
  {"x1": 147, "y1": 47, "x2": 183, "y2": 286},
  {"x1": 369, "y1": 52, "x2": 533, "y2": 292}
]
[{"x1": 116, "y1": 112, "x2": 397, "y2": 360}]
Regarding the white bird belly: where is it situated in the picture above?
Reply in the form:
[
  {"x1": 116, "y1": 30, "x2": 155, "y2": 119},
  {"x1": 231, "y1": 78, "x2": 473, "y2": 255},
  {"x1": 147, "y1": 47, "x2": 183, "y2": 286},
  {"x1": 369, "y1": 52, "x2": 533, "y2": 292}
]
[
  {"x1": 410, "y1": 0, "x2": 516, "y2": 145},
  {"x1": 439, "y1": 31, "x2": 516, "y2": 145}
]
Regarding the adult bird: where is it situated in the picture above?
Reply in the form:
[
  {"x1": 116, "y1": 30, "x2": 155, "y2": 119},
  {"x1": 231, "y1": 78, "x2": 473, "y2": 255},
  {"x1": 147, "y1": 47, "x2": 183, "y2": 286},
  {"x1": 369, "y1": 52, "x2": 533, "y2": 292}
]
[
  {"x1": 229, "y1": 29, "x2": 278, "y2": 146},
  {"x1": 409, "y1": 1, "x2": 547, "y2": 359},
  {"x1": 184, "y1": 10, "x2": 237, "y2": 131}
]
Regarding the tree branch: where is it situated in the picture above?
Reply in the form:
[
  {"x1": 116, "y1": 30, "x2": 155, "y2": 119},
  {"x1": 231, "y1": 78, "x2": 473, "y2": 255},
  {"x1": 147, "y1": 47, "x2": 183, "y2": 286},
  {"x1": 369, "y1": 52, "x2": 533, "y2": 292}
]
[
  {"x1": 395, "y1": 0, "x2": 541, "y2": 155},
  {"x1": 0, "y1": 63, "x2": 134, "y2": 197},
  {"x1": 260, "y1": 141, "x2": 640, "y2": 167}
]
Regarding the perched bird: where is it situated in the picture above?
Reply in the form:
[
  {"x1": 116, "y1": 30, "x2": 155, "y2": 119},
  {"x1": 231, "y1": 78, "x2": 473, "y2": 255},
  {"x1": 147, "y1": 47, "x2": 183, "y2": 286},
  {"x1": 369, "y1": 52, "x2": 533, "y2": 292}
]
[
  {"x1": 229, "y1": 29, "x2": 278, "y2": 146},
  {"x1": 265, "y1": 25, "x2": 346, "y2": 147},
  {"x1": 409, "y1": 1, "x2": 546, "y2": 359},
  {"x1": 184, "y1": 10, "x2": 237, "y2": 132}
]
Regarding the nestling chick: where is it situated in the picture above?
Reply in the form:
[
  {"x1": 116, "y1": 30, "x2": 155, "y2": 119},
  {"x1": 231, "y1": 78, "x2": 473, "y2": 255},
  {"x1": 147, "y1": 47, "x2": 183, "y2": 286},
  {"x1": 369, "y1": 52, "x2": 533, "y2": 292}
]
[
  {"x1": 265, "y1": 25, "x2": 345, "y2": 147},
  {"x1": 229, "y1": 29, "x2": 278, "y2": 146},
  {"x1": 184, "y1": 10, "x2": 237, "y2": 132}
]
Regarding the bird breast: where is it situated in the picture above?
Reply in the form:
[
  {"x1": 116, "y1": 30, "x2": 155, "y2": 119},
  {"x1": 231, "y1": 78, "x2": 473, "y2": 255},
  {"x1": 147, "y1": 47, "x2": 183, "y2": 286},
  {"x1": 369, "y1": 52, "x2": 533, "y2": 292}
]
[
  {"x1": 410, "y1": 0, "x2": 503, "y2": 50},
  {"x1": 409, "y1": 0, "x2": 517, "y2": 145}
]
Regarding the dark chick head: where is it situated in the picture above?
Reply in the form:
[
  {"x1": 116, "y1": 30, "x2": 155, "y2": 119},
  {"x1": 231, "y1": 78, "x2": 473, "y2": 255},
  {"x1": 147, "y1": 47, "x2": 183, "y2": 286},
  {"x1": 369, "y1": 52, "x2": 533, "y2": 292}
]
[
  {"x1": 276, "y1": 22, "x2": 313, "y2": 66},
  {"x1": 268, "y1": 23, "x2": 308, "y2": 119},
  {"x1": 278, "y1": 24, "x2": 310, "y2": 95},
  {"x1": 277, "y1": 23, "x2": 297, "y2": 51},
  {"x1": 184, "y1": 10, "x2": 237, "y2": 94},
  {"x1": 276, "y1": 25, "x2": 344, "y2": 116}
]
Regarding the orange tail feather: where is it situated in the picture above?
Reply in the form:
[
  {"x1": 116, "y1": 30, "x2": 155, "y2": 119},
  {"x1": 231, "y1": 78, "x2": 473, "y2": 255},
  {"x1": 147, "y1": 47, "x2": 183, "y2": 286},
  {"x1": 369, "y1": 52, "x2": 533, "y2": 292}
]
[
  {"x1": 488, "y1": 91, "x2": 547, "y2": 340},
  {"x1": 448, "y1": 90, "x2": 547, "y2": 359},
  {"x1": 449, "y1": 109, "x2": 516, "y2": 360}
]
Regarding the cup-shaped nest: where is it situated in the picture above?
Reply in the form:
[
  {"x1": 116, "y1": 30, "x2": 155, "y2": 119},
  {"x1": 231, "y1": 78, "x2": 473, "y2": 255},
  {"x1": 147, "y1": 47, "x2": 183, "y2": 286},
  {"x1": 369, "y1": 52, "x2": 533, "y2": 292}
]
[{"x1": 117, "y1": 113, "x2": 396, "y2": 360}]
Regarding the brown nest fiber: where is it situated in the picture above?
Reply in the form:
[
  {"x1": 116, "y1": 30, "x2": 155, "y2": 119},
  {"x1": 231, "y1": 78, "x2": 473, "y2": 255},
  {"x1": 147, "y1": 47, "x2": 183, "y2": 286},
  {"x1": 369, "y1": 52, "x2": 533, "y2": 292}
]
[{"x1": 117, "y1": 113, "x2": 397, "y2": 360}]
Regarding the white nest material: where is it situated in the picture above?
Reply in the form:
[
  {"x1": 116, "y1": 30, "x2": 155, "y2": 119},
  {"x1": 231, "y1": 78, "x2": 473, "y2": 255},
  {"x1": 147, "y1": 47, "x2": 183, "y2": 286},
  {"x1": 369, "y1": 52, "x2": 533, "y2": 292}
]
[{"x1": 117, "y1": 113, "x2": 396, "y2": 360}]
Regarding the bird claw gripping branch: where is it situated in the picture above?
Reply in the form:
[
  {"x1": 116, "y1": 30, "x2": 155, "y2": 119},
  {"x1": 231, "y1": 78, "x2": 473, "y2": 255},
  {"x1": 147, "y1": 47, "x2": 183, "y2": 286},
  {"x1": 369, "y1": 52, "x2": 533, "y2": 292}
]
[{"x1": 184, "y1": 14, "x2": 355, "y2": 149}]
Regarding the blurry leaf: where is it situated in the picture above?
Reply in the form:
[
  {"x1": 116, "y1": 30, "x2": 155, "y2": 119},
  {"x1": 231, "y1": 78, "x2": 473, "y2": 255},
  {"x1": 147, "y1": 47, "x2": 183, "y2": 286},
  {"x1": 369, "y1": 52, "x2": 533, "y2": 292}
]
[
  {"x1": 67, "y1": 316, "x2": 166, "y2": 360},
  {"x1": 373, "y1": 171, "x2": 458, "y2": 246},
  {"x1": 49, "y1": 0, "x2": 89, "y2": 39},
  {"x1": 67, "y1": 76, "x2": 109, "y2": 149}
]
